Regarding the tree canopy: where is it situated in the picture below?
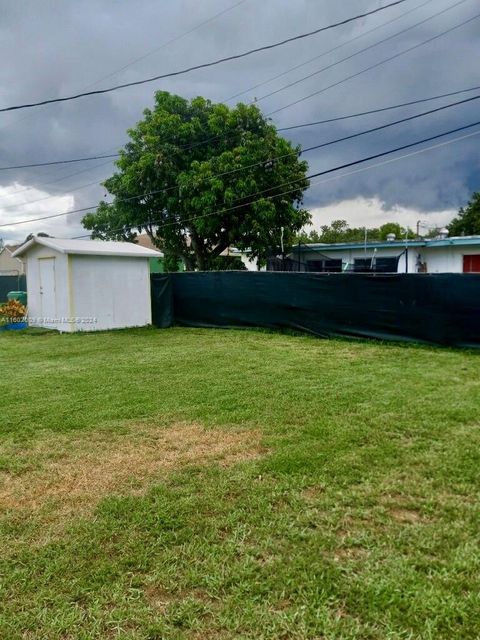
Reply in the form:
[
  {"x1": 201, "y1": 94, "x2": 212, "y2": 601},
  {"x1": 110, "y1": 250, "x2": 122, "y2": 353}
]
[
  {"x1": 296, "y1": 219, "x2": 415, "y2": 244},
  {"x1": 82, "y1": 92, "x2": 310, "y2": 270},
  {"x1": 448, "y1": 192, "x2": 480, "y2": 236}
]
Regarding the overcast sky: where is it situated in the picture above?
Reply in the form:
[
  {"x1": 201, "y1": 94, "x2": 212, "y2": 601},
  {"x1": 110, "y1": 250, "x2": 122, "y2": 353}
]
[{"x1": 0, "y1": 0, "x2": 478, "y2": 244}]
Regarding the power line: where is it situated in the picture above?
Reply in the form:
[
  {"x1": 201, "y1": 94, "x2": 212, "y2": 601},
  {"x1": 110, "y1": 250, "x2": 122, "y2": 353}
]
[
  {"x1": 0, "y1": 0, "x2": 437, "y2": 181},
  {"x1": 0, "y1": 0, "x2": 471, "y2": 175},
  {"x1": 72, "y1": 126, "x2": 480, "y2": 239},
  {"x1": 0, "y1": 1, "x2": 472, "y2": 221},
  {"x1": 300, "y1": 93, "x2": 480, "y2": 152},
  {"x1": 0, "y1": 1, "x2": 408, "y2": 114},
  {"x1": 0, "y1": 0, "x2": 430, "y2": 172},
  {"x1": 224, "y1": 0, "x2": 437, "y2": 103},
  {"x1": 4, "y1": 92, "x2": 478, "y2": 214},
  {"x1": 2, "y1": 118, "x2": 479, "y2": 231},
  {"x1": 3, "y1": 82, "x2": 479, "y2": 175},
  {"x1": 254, "y1": 0, "x2": 471, "y2": 105},
  {"x1": 267, "y1": 11, "x2": 480, "y2": 116},
  {"x1": 0, "y1": 0, "x2": 249, "y2": 134},
  {"x1": 213, "y1": 119, "x2": 480, "y2": 204},
  {"x1": 278, "y1": 85, "x2": 480, "y2": 131},
  {"x1": 0, "y1": 153, "x2": 117, "y2": 172},
  {"x1": 82, "y1": 0, "x2": 249, "y2": 91},
  {"x1": 0, "y1": 157, "x2": 116, "y2": 203}
]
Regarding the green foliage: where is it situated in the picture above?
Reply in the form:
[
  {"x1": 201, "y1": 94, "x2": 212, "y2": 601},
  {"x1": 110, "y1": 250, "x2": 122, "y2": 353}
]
[
  {"x1": 82, "y1": 92, "x2": 310, "y2": 270},
  {"x1": 448, "y1": 191, "x2": 480, "y2": 236},
  {"x1": 163, "y1": 254, "x2": 182, "y2": 273},
  {"x1": 209, "y1": 255, "x2": 247, "y2": 271},
  {"x1": 297, "y1": 219, "x2": 415, "y2": 244}
]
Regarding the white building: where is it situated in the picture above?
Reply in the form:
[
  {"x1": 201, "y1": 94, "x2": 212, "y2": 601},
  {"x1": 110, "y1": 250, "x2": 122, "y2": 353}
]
[
  {"x1": 225, "y1": 247, "x2": 262, "y2": 271},
  {"x1": 0, "y1": 244, "x2": 25, "y2": 275},
  {"x1": 290, "y1": 235, "x2": 480, "y2": 274},
  {"x1": 13, "y1": 236, "x2": 161, "y2": 332}
]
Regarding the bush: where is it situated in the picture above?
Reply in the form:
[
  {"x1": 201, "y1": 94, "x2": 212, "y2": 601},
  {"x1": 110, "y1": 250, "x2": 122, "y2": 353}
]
[{"x1": 0, "y1": 300, "x2": 27, "y2": 325}]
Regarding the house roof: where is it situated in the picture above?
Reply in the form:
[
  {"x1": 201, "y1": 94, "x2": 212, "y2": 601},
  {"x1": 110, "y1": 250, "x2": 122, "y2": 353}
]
[
  {"x1": 135, "y1": 234, "x2": 157, "y2": 251},
  {"x1": 12, "y1": 236, "x2": 162, "y2": 258},
  {"x1": 293, "y1": 235, "x2": 480, "y2": 253}
]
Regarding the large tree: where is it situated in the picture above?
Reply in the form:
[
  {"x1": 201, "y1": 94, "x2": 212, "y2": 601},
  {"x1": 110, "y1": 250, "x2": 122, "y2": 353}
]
[
  {"x1": 448, "y1": 192, "x2": 480, "y2": 236},
  {"x1": 82, "y1": 92, "x2": 310, "y2": 270}
]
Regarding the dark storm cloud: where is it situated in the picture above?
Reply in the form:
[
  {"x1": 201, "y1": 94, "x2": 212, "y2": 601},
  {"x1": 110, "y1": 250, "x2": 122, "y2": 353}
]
[{"x1": 0, "y1": 0, "x2": 478, "y2": 241}]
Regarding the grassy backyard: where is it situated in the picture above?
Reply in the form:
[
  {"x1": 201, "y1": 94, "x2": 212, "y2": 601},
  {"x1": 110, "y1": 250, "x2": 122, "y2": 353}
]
[{"x1": 0, "y1": 326, "x2": 479, "y2": 639}]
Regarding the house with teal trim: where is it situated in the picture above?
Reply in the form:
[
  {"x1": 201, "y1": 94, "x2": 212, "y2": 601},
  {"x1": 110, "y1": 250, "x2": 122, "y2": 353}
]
[{"x1": 290, "y1": 234, "x2": 480, "y2": 274}]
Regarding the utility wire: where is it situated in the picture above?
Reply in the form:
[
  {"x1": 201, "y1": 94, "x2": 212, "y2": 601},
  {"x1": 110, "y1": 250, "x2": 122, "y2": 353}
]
[
  {"x1": 0, "y1": 1, "x2": 407, "y2": 114},
  {"x1": 255, "y1": 0, "x2": 471, "y2": 105},
  {"x1": 0, "y1": 153, "x2": 118, "y2": 172},
  {"x1": 71, "y1": 126, "x2": 480, "y2": 239},
  {"x1": 278, "y1": 84, "x2": 480, "y2": 130},
  {"x1": 4, "y1": 93, "x2": 478, "y2": 213},
  {"x1": 5, "y1": 79, "x2": 478, "y2": 208},
  {"x1": 0, "y1": 157, "x2": 116, "y2": 203},
  {"x1": 0, "y1": 0, "x2": 471, "y2": 215},
  {"x1": 2, "y1": 83, "x2": 480, "y2": 174},
  {"x1": 2, "y1": 118, "x2": 479, "y2": 231},
  {"x1": 82, "y1": 0, "x2": 249, "y2": 91},
  {"x1": 2, "y1": 6, "x2": 476, "y2": 209},
  {"x1": 268, "y1": 11, "x2": 480, "y2": 115},
  {"x1": 0, "y1": 0, "x2": 249, "y2": 136},
  {"x1": 1, "y1": 0, "x2": 473, "y2": 174},
  {"x1": 0, "y1": 0, "x2": 440, "y2": 175},
  {"x1": 224, "y1": 0, "x2": 437, "y2": 102}
]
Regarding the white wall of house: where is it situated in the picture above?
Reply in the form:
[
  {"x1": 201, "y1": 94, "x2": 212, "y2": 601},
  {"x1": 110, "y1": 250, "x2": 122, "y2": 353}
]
[
  {"x1": 298, "y1": 242, "x2": 480, "y2": 273},
  {"x1": 0, "y1": 247, "x2": 25, "y2": 275},
  {"x1": 421, "y1": 245, "x2": 480, "y2": 273},
  {"x1": 300, "y1": 246, "x2": 418, "y2": 273}
]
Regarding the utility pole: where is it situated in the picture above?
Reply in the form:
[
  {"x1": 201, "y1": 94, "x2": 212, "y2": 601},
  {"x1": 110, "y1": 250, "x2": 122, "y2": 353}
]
[{"x1": 405, "y1": 227, "x2": 409, "y2": 274}]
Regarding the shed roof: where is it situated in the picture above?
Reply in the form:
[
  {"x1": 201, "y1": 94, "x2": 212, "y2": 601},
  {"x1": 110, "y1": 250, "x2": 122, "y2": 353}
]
[{"x1": 12, "y1": 236, "x2": 162, "y2": 258}]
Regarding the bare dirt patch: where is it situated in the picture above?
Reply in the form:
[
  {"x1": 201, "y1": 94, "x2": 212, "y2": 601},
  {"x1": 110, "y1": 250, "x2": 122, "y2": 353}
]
[
  {"x1": 333, "y1": 546, "x2": 369, "y2": 562},
  {"x1": 389, "y1": 507, "x2": 423, "y2": 524},
  {"x1": 0, "y1": 423, "x2": 262, "y2": 516},
  {"x1": 144, "y1": 584, "x2": 217, "y2": 614},
  {"x1": 301, "y1": 485, "x2": 325, "y2": 504}
]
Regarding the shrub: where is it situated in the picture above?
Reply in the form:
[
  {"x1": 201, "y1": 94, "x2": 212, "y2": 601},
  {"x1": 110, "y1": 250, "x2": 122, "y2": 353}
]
[{"x1": 0, "y1": 300, "x2": 27, "y2": 325}]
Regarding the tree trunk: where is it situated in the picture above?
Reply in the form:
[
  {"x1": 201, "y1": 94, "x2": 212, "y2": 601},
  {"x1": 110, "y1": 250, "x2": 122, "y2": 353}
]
[{"x1": 189, "y1": 228, "x2": 206, "y2": 271}]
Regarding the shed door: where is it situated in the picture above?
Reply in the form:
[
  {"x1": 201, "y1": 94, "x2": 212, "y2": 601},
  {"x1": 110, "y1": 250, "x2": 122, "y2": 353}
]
[
  {"x1": 463, "y1": 255, "x2": 480, "y2": 273},
  {"x1": 39, "y1": 257, "x2": 57, "y2": 320}
]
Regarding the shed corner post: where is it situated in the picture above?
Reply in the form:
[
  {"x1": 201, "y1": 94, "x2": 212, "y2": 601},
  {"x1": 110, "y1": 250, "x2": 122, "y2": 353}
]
[{"x1": 67, "y1": 254, "x2": 77, "y2": 332}]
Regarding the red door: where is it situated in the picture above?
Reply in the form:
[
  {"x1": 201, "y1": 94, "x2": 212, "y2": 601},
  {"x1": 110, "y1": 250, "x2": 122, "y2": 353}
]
[{"x1": 463, "y1": 255, "x2": 480, "y2": 272}]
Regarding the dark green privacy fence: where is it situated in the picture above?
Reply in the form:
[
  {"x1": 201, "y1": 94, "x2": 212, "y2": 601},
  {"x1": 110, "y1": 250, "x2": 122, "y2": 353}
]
[
  {"x1": 0, "y1": 275, "x2": 26, "y2": 302},
  {"x1": 151, "y1": 272, "x2": 480, "y2": 348}
]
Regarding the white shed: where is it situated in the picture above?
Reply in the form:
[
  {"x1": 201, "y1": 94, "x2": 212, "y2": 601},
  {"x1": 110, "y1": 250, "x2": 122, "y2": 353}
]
[{"x1": 13, "y1": 236, "x2": 161, "y2": 332}]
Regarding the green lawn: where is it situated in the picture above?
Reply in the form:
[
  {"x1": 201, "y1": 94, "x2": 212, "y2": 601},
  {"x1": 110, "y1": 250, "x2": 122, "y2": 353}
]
[{"x1": 0, "y1": 327, "x2": 479, "y2": 639}]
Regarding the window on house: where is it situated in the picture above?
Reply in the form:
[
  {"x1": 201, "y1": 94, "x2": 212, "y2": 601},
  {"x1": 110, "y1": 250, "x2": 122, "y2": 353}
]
[
  {"x1": 354, "y1": 256, "x2": 399, "y2": 273},
  {"x1": 307, "y1": 259, "x2": 342, "y2": 272}
]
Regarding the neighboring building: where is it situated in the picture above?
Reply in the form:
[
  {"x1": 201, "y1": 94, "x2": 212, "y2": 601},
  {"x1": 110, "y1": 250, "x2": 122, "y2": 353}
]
[
  {"x1": 0, "y1": 244, "x2": 25, "y2": 275},
  {"x1": 135, "y1": 234, "x2": 166, "y2": 272},
  {"x1": 289, "y1": 234, "x2": 480, "y2": 274},
  {"x1": 13, "y1": 236, "x2": 160, "y2": 332},
  {"x1": 222, "y1": 247, "x2": 262, "y2": 271}
]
